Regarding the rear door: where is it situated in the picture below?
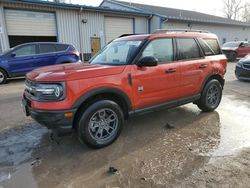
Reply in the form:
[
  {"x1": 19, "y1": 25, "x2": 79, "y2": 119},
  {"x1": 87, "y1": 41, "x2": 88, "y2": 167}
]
[
  {"x1": 34, "y1": 43, "x2": 57, "y2": 69},
  {"x1": 9, "y1": 44, "x2": 38, "y2": 75},
  {"x1": 131, "y1": 38, "x2": 182, "y2": 110},
  {"x1": 176, "y1": 38, "x2": 209, "y2": 97}
]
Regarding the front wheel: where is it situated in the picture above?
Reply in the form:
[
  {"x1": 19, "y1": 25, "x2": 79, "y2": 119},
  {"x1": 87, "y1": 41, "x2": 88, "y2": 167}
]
[
  {"x1": 0, "y1": 69, "x2": 7, "y2": 84},
  {"x1": 228, "y1": 51, "x2": 237, "y2": 62},
  {"x1": 197, "y1": 79, "x2": 222, "y2": 112},
  {"x1": 77, "y1": 100, "x2": 124, "y2": 148}
]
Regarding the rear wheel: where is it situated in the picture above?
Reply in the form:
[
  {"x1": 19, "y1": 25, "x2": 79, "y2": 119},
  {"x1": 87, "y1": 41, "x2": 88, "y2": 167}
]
[
  {"x1": 77, "y1": 100, "x2": 124, "y2": 148},
  {"x1": 197, "y1": 79, "x2": 222, "y2": 112},
  {"x1": 228, "y1": 51, "x2": 237, "y2": 62},
  {"x1": 0, "y1": 69, "x2": 7, "y2": 85}
]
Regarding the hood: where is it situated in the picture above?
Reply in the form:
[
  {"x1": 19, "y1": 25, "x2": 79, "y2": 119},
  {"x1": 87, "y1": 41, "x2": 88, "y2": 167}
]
[
  {"x1": 240, "y1": 54, "x2": 250, "y2": 63},
  {"x1": 221, "y1": 47, "x2": 238, "y2": 51},
  {"x1": 26, "y1": 62, "x2": 126, "y2": 82}
]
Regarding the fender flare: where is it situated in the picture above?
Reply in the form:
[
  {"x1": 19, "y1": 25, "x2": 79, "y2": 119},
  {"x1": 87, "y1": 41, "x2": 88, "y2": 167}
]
[
  {"x1": 71, "y1": 87, "x2": 132, "y2": 112},
  {"x1": 200, "y1": 74, "x2": 225, "y2": 93}
]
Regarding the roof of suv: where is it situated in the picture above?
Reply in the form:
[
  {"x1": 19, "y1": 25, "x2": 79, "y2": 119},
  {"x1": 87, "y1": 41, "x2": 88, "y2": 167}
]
[{"x1": 115, "y1": 31, "x2": 218, "y2": 42}]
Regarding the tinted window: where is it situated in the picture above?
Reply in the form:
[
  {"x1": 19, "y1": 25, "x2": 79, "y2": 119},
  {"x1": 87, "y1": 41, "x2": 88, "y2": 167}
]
[
  {"x1": 141, "y1": 38, "x2": 174, "y2": 63},
  {"x1": 14, "y1": 45, "x2": 36, "y2": 57},
  {"x1": 177, "y1": 38, "x2": 201, "y2": 60},
  {"x1": 204, "y1": 39, "x2": 221, "y2": 55},
  {"x1": 39, "y1": 44, "x2": 56, "y2": 54},
  {"x1": 197, "y1": 38, "x2": 214, "y2": 56},
  {"x1": 56, "y1": 44, "x2": 69, "y2": 51}
]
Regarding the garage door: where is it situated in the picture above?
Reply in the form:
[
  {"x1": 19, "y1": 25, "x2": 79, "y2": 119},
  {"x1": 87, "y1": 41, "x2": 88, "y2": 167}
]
[
  {"x1": 5, "y1": 9, "x2": 57, "y2": 36},
  {"x1": 105, "y1": 17, "x2": 133, "y2": 43}
]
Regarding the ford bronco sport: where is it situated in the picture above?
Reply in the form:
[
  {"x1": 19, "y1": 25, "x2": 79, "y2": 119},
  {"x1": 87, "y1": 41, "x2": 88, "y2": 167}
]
[{"x1": 22, "y1": 30, "x2": 227, "y2": 148}]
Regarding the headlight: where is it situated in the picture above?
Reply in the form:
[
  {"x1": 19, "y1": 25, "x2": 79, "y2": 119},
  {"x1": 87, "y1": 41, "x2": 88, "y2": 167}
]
[
  {"x1": 35, "y1": 84, "x2": 64, "y2": 100},
  {"x1": 25, "y1": 81, "x2": 65, "y2": 101},
  {"x1": 236, "y1": 62, "x2": 243, "y2": 68}
]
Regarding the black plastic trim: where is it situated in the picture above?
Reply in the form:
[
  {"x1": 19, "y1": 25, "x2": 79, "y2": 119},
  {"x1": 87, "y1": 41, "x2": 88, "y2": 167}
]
[
  {"x1": 71, "y1": 87, "x2": 132, "y2": 111},
  {"x1": 129, "y1": 94, "x2": 201, "y2": 116}
]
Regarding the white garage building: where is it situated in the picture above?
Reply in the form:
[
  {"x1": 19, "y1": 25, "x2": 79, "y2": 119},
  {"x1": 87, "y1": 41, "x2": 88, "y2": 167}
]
[
  {"x1": 0, "y1": 0, "x2": 149, "y2": 60},
  {"x1": 0, "y1": 0, "x2": 250, "y2": 60},
  {"x1": 101, "y1": 0, "x2": 250, "y2": 44}
]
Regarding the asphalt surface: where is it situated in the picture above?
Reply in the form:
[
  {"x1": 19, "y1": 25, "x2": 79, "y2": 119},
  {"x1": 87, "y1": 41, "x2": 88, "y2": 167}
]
[{"x1": 0, "y1": 62, "x2": 250, "y2": 188}]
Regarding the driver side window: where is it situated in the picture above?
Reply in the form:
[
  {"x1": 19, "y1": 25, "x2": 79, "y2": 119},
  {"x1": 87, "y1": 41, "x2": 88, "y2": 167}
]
[{"x1": 141, "y1": 38, "x2": 174, "y2": 64}]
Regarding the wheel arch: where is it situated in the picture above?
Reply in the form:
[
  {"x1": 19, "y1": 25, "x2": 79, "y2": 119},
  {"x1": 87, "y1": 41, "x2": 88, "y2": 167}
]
[
  {"x1": 72, "y1": 87, "x2": 132, "y2": 128},
  {"x1": 200, "y1": 74, "x2": 225, "y2": 93},
  {"x1": 0, "y1": 67, "x2": 10, "y2": 78}
]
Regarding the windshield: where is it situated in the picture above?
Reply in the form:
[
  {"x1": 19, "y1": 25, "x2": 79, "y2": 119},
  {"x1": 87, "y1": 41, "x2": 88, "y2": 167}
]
[
  {"x1": 90, "y1": 40, "x2": 143, "y2": 65},
  {"x1": 222, "y1": 42, "x2": 241, "y2": 48}
]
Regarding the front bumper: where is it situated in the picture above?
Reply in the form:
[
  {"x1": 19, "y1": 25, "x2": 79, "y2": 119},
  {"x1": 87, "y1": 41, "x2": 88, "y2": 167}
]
[
  {"x1": 235, "y1": 66, "x2": 250, "y2": 81},
  {"x1": 22, "y1": 97, "x2": 77, "y2": 134}
]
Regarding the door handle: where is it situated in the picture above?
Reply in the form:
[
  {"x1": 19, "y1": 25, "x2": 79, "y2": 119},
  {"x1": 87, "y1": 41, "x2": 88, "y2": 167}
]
[
  {"x1": 165, "y1": 68, "x2": 176, "y2": 73},
  {"x1": 199, "y1": 64, "x2": 208, "y2": 69}
]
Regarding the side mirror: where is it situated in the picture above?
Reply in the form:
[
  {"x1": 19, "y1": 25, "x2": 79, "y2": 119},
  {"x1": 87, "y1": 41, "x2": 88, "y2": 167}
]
[
  {"x1": 137, "y1": 56, "x2": 158, "y2": 67},
  {"x1": 10, "y1": 52, "x2": 16, "y2": 58}
]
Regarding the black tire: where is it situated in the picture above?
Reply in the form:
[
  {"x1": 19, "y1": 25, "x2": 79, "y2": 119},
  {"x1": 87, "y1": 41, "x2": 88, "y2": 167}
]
[
  {"x1": 197, "y1": 79, "x2": 222, "y2": 112},
  {"x1": 77, "y1": 100, "x2": 124, "y2": 148},
  {"x1": 228, "y1": 51, "x2": 237, "y2": 62},
  {"x1": 0, "y1": 69, "x2": 7, "y2": 85}
]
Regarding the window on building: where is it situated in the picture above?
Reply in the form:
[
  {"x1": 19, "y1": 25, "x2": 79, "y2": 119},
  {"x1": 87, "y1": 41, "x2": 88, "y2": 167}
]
[
  {"x1": 203, "y1": 39, "x2": 222, "y2": 55},
  {"x1": 39, "y1": 44, "x2": 56, "y2": 54},
  {"x1": 176, "y1": 38, "x2": 201, "y2": 60},
  {"x1": 14, "y1": 45, "x2": 36, "y2": 57},
  {"x1": 141, "y1": 38, "x2": 174, "y2": 63}
]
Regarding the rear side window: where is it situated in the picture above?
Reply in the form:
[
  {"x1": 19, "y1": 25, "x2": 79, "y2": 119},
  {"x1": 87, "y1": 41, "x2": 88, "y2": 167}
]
[
  {"x1": 39, "y1": 44, "x2": 56, "y2": 54},
  {"x1": 176, "y1": 38, "x2": 201, "y2": 60},
  {"x1": 203, "y1": 39, "x2": 221, "y2": 55},
  {"x1": 141, "y1": 38, "x2": 174, "y2": 63},
  {"x1": 56, "y1": 44, "x2": 69, "y2": 52},
  {"x1": 197, "y1": 38, "x2": 214, "y2": 56}
]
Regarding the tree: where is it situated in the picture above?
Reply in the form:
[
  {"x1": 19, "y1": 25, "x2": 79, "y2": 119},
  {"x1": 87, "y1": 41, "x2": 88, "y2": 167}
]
[
  {"x1": 223, "y1": 0, "x2": 244, "y2": 20},
  {"x1": 241, "y1": 3, "x2": 250, "y2": 22}
]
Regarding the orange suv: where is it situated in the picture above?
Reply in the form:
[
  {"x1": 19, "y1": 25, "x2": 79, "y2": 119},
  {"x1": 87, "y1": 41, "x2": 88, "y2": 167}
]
[{"x1": 22, "y1": 30, "x2": 227, "y2": 148}]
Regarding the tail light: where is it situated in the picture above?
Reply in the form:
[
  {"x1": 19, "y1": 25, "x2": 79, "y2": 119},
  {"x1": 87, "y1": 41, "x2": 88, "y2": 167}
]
[{"x1": 69, "y1": 51, "x2": 80, "y2": 57}]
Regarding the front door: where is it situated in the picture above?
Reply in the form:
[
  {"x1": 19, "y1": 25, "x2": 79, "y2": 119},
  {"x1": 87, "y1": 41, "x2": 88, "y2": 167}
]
[
  {"x1": 131, "y1": 38, "x2": 182, "y2": 110},
  {"x1": 9, "y1": 44, "x2": 38, "y2": 75},
  {"x1": 91, "y1": 37, "x2": 101, "y2": 56}
]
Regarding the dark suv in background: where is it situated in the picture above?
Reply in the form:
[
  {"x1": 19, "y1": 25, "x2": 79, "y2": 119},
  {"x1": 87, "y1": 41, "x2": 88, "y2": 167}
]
[{"x1": 0, "y1": 42, "x2": 80, "y2": 84}]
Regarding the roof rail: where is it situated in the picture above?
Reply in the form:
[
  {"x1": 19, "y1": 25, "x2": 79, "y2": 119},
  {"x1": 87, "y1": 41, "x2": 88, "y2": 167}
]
[{"x1": 154, "y1": 29, "x2": 210, "y2": 34}]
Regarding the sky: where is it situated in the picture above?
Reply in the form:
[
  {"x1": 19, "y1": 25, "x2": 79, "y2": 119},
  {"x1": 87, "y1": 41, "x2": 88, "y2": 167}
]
[{"x1": 68, "y1": 0, "x2": 227, "y2": 17}]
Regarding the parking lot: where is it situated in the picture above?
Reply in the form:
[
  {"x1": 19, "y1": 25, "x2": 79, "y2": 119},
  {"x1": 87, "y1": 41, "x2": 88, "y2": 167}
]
[{"x1": 0, "y1": 62, "x2": 250, "y2": 188}]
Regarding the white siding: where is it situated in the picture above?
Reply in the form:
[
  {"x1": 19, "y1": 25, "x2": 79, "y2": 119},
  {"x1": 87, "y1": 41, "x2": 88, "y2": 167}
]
[
  {"x1": 150, "y1": 16, "x2": 160, "y2": 33},
  {"x1": 5, "y1": 9, "x2": 57, "y2": 36},
  {"x1": 0, "y1": 5, "x2": 9, "y2": 53},
  {"x1": 80, "y1": 12, "x2": 105, "y2": 53},
  {"x1": 56, "y1": 9, "x2": 81, "y2": 51},
  {"x1": 163, "y1": 21, "x2": 250, "y2": 44},
  {"x1": 135, "y1": 17, "x2": 148, "y2": 34}
]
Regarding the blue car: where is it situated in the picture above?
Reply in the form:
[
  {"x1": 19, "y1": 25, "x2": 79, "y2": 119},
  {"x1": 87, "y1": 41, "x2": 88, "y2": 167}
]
[{"x1": 0, "y1": 42, "x2": 80, "y2": 84}]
